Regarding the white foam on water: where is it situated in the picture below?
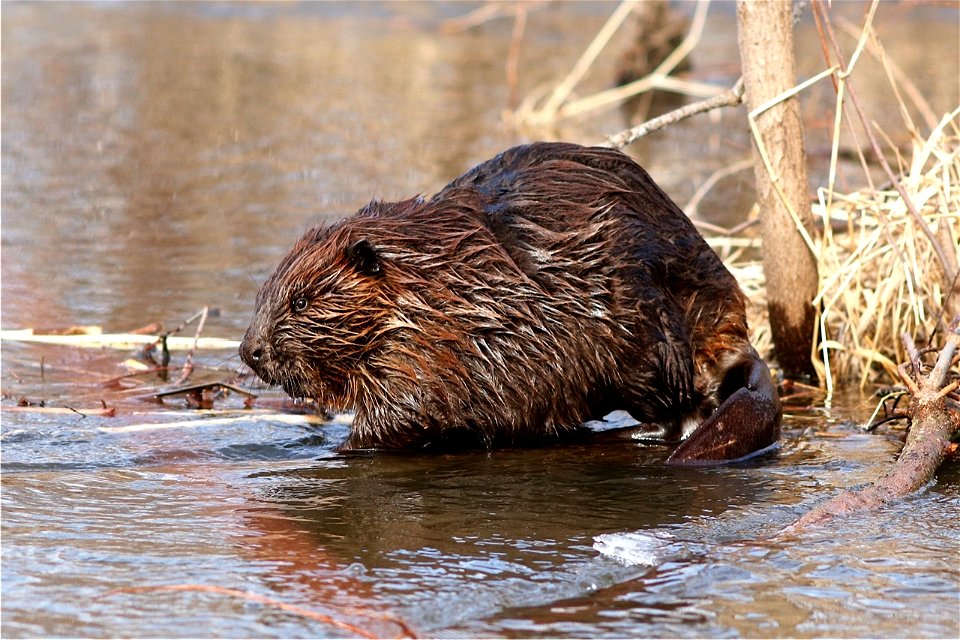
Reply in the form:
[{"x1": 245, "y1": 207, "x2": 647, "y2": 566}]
[{"x1": 593, "y1": 530, "x2": 676, "y2": 566}]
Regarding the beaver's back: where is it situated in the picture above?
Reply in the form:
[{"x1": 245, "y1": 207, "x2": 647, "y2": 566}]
[
  {"x1": 438, "y1": 143, "x2": 749, "y2": 409},
  {"x1": 338, "y1": 189, "x2": 626, "y2": 447}
]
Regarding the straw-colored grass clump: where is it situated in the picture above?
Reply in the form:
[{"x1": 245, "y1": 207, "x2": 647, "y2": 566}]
[
  {"x1": 723, "y1": 111, "x2": 959, "y2": 389},
  {"x1": 813, "y1": 111, "x2": 959, "y2": 388}
]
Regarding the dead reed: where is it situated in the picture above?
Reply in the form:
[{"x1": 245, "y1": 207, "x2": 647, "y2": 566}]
[
  {"x1": 812, "y1": 109, "x2": 959, "y2": 389},
  {"x1": 711, "y1": 4, "x2": 959, "y2": 391},
  {"x1": 716, "y1": 103, "x2": 959, "y2": 390},
  {"x1": 720, "y1": 109, "x2": 959, "y2": 390}
]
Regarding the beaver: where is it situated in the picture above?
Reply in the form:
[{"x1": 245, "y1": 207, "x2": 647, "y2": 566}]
[{"x1": 240, "y1": 142, "x2": 781, "y2": 462}]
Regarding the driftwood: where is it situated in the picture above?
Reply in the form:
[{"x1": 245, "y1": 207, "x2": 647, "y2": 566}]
[{"x1": 786, "y1": 319, "x2": 960, "y2": 532}]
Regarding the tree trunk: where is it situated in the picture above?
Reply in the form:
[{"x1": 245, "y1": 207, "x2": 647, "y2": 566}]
[{"x1": 736, "y1": 0, "x2": 819, "y2": 380}]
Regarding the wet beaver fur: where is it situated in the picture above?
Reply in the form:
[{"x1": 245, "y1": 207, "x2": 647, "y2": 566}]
[{"x1": 241, "y1": 142, "x2": 781, "y2": 460}]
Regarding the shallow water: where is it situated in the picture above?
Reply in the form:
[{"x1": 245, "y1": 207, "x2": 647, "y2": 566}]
[{"x1": 2, "y1": 2, "x2": 959, "y2": 638}]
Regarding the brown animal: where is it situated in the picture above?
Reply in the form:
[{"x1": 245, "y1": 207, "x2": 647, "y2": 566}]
[{"x1": 240, "y1": 143, "x2": 781, "y2": 462}]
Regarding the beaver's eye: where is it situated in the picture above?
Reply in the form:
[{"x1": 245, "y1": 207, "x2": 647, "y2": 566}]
[{"x1": 291, "y1": 297, "x2": 309, "y2": 313}]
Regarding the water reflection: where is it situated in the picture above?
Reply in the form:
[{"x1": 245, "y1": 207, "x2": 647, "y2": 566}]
[
  {"x1": 2, "y1": 1, "x2": 534, "y2": 331},
  {"x1": 248, "y1": 444, "x2": 777, "y2": 560}
]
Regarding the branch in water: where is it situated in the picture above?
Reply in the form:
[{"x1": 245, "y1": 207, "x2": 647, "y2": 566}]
[{"x1": 784, "y1": 318, "x2": 960, "y2": 532}]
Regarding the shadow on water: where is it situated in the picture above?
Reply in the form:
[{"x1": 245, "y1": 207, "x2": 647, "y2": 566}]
[
  {"x1": 227, "y1": 439, "x2": 787, "y2": 633},
  {"x1": 2, "y1": 1, "x2": 959, "y2": 638},
  {"x1": 250, "y1": 442, "x2": 774, "y2": 554}
]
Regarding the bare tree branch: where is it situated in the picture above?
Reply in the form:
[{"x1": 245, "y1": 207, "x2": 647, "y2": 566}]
[{"x1": 602, "y1": 78, "x2": 744, "y2": 149}]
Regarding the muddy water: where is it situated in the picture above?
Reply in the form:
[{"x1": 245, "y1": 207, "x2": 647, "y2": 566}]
[{"x1": 2, "y1": 2, "x2": 959, "y2": 638}]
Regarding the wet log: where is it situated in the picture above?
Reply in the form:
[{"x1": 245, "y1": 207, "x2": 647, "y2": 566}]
[{"x1": 786, "y1": 319, "x2": 960, "y2": 531}]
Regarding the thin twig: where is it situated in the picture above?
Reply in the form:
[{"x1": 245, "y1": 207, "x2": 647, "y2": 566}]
[
  {"x1": 440, "y1": 2, "x2": 509, "y2": 34},
  {"x1": 695, "y1": 217, "x2": 759, "y2": 238},
  {"x1": 165, "y1": 307, "x2": 215, "y2": 338},
  {"x1": 926, "y1": 320, "x2": 960, "y2": 391},
  {"x1": 555, "y1": 0, "x2": 711, "y2": 121},
  {"x1": 746, "y1": 64, "x2": 839, "y2": 258},
  {"x1": 834, "y1": 16, "x2": 938, "y2": 131},
  {"x1": 173, "y1": 306, "x2": 210, "y2": 386},
  {"x1": 150, "y1": 381, "x2": 257, "y2": 400},
  {"x1": 864, "y1": 389, "x2": 909, "y2": 431},
  {"x1": 531, "y1": 0, "x2": 639, "y2": 123},
  {"x1": 562, "y1": 74, "x2": 723, "y2": 122},
  {"x1": 602, "y1": 78, "x2": 745, "y2": 149},
  {"x1": 684, "y1": 158, "x2": 754, "y2": 217},
  {"x1": 902, "y1": 330, "x2": 922, "y2": 378}
]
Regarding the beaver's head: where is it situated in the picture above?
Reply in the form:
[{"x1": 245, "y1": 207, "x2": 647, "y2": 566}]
[{"x1": 239, "y1": 222, "x2": 389, "y2": 410}]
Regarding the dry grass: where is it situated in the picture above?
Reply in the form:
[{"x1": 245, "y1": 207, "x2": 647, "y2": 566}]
[
  {"x1": 711, "y1": 4, "x2": 960, "y2": 391},
  {"x1": 725, "y1": 251, "x2": 774, "y2": 367},
  {"x1": 812, "y1": 110, "x2": 959, "y2": 388},
  {"x1": 715, "y1": 103, "x2": 959, "y2": 390},
  {"x1": 709, "y1": 109, "x2": 960, "y2": 387}
]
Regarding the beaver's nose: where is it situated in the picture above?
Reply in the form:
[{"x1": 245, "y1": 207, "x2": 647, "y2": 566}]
[{"x1": 239, "y1": 329, "x2": 264, "y2": 370}]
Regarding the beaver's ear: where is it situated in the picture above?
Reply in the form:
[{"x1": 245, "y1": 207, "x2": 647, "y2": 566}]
[{"x1": 346, "y1": 239, "x2": 382, "y2": 276}]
